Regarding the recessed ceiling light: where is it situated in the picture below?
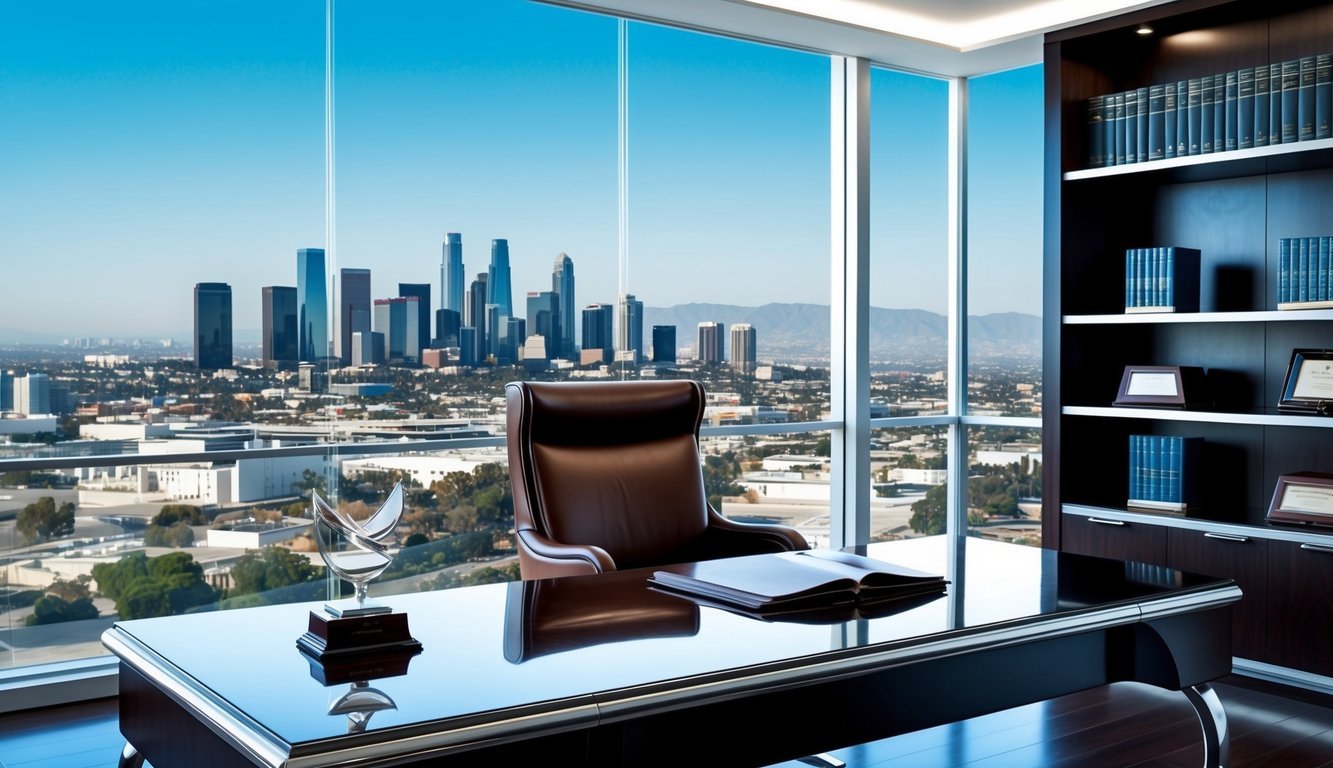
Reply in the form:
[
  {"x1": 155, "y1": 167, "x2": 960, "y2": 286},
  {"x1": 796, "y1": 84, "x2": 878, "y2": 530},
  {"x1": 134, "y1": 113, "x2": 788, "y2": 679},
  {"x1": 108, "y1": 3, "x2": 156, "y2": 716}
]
[{"x1": 1137, "y1": 24, "x2": 1153, "y2": 35}]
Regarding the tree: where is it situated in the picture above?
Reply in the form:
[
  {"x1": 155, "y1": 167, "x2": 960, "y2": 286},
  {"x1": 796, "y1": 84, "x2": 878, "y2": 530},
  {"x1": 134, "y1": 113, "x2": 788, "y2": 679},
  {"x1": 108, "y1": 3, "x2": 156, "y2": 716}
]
[
  {"x1": 152, "y1": 504, "x2": 207, "y2": 527},
  {"x1": 898, "y1": 453, "x2": 922, "y2": 469},
  {"x1": 25, "y1": 594, "x2": 100, "y2": 626},
  {"x1": 144, "y1": 522, "x2": 196, "y2": 548},
  {"x1": 908, "y1": 483, "x2": 948, "y2": 536},
  {"x1": 15, "y1": 496, "x2": 76, "y2": 544},
  {"x1": 92, "y1": 551, "x2": 218, "y2": 619},
  {"x1": 228, "y1": 547, "x2": 322, "y2": 598}
]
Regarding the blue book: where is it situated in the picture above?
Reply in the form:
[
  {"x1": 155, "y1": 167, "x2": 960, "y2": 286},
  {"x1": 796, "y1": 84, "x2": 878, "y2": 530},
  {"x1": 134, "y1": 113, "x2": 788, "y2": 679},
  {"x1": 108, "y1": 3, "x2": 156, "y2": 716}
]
[
  {"x1": 1105, "y1": 92, "x2": 1118, "y2": 166},
  {"x1": 1164, "y1": 246, "x2": 1175, "y2": 307},
  {"x1": 1129, "y1": 435, "x2": 1142, "y2": 503},
  {"x1": 1166, "y1": 436, "x2": 1182, "y2": 504},
  {"x1": 1200, "y1": 74, "x2": 1216, "y2": 152},
  {"x1": 1300, "y1": 55, "x2": 1317, "y2": 141},
  {"x1": 1135, "y1": 248, "x2": 1146, "y2": 308},
  {"x1": 1320, "y1": 236, "x2": 1330, "y2": 302},
  {"x1": 1088, "y1": 94, "x2": 1106, "y2": 168},
  {"x1": 1148, "y1": 435, "x2": 1162, "y2": 502},
  {"x1": 1164, "y1": 81, "x2": 1178, "y2": 159},
  {"x1": 1237, "y1": 67, "x2": 1254, "y2": 150},
  {"x1": 1176, "y1": 79, "x2": 1189, "y2": 156},
  {"x1": 1299, "y1": 237, "x2": 1310, "y2": 301},
  {"x1": 1187, "y1": 78, "x2": 1203, "y2": 155},
  {"x1": 1136, "y1": 86, "x2": 1149, "y2": 162},
  {"x1": 1279, "y1": 237, "x2": 1291, "y2": 304},
  {"x1": 1318, "y1": 54, "x2": 1332, "y2": 140},
  {"x1": 1271, "y1": 63, "x2": 1284, "y2": 145},
  {"x1": 1125, "y1": 249, "x2": 1134, "y2": 309},
  {"x1": 1112, "y1": 91, "x2": 1126, "y2": 165},
  {"x1": 1179, "y1": 437, "x2": 1204, "y2": 510},
  {"x1": 1123, "y1": 89, "x2": 1138, "y2": 163},
  {"x1": 1213, "y1": 75, "x2": 1226, "y2": 152},
  {"x1": 1148, "y1": 84, "x2": 1166, "y2": 160},
  {"x1": 1282, "y1": 59, "x2": 1301, "y2": 143},
  {"x1": 1224, "y1": 70, "x2": 1238, "y2": 151},
  {"x1": 1254, "y1": 63, "x2": 1270, "y2": 146},
  {"x1": 1167, "y1": 246, "x2": 1201, "y2": 313}
]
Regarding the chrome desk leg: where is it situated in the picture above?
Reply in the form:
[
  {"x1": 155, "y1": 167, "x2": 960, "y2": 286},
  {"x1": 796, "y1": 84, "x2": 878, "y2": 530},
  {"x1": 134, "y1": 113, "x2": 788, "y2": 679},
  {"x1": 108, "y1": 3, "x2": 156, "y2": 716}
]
[
  {"x1": 119, "y1": 741, "x2": 145, "y2": 768},
  {"x1": 1183, "y1": 683, "x2": 1228, "y2": 768}
]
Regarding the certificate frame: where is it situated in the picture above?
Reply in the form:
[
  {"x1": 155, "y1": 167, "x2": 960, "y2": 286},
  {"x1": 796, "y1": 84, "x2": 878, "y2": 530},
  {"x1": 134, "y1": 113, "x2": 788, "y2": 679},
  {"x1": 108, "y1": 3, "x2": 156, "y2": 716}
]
[
  {"x1": 1113, "y1": 365, "x2": 1205, "y2": 409},
  {"x1": 1277, "y1": 349, "x2": 1333, "y2": 415},
  {"x1": 1267, "y1": 472, "x2": 1333, "y2": 527}
]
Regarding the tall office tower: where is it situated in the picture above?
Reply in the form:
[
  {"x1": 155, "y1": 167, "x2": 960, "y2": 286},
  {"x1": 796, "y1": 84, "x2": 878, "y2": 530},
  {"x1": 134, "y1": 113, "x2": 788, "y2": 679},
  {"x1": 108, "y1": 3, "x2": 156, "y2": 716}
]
[
  {"x1": 552, "y1": 252, "x2": 575, "y2": 358},
  {"x1": 467, "y1": 273, "x2": 489, "y2": 356},
  {"x1": 525, "y1": 291, "x2": 560, "y2": 361},
  {"x1": 296, "y1": 247, "x2": 329, "y2": 362},
  {"x1": 487, "y1": 238, "x2": 513, "y2": 318},
  {"x1": 435, "y1": 308, "x2": 461, "y2": 348},
  {"x1": 261, "y1": 286, "x2": 298, "y2": 368},
  {"x1": 350, "y1": 330, "x2": 385, "y2": 366},
  {"x1": 373, "y1": 296, "x2": 421, "y2": 363},
  {"x1": 458, "y1": 326, "x2": 478, "y2": 366},
  {"x1": 503, "y1": 317, "x2": 525, "y2": 365},
  {"x1": 697, "y1": 321, "x2": 725, "y2": 363},
  {"x1": 730, "y1": 323, "x2": 757, "y2": 373},
  {"x1": 13, "y1": 372, "x2": 50, "y2": 415},
  {"x1": 0, "y1": 369, "x2": 11, "y2": 411},
  {"x1": 581, "y1": 303, "x2": 614, "y2": 364},
  {"x1": 442, "y1": 232, "x2": 464, "y2": 314},
  {"x1": 193, "y1": 282, "x2": 233, "y2": 370},
  {"x1": 398, "y1": 283, "x2": 431, "y2": 353},
  {"x1": 615, "y1": 293, "x2": 644, "y2": 364},
  {"x1": 651, "y1": 325, "x2": 676, "y2": 364},
  {"x1": 484, "y1": 304, "x2": 502, "y2": 361},
  {"x1": 339, "y1": 268, "x2": 371, "y2": 365}
]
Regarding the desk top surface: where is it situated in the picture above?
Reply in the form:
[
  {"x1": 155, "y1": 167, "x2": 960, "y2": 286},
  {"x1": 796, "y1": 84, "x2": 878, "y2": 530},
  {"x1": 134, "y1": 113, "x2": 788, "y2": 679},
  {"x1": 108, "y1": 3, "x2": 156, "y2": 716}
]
[{"x1": 103, "y1": 536, "x2": 1237, "y2": 759}]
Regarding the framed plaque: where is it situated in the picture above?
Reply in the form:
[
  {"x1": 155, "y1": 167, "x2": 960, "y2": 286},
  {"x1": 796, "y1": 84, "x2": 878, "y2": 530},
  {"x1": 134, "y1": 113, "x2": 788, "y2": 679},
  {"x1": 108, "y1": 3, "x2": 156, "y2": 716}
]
[
  {"x1": 1267, "y1": 472, "x2": 1333, "y2": 527},
  {"x1": 1113, "y1": 365, "x2": 1206, "y2": 409},
  {"x1": 1278, "y1": 349, "x2": 1333, "y2": 415}
]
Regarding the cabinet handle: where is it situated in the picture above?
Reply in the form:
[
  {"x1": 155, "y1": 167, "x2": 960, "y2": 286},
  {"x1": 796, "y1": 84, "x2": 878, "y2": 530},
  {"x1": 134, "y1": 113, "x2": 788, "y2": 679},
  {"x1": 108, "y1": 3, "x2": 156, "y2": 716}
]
[
  {"x1": 1203, "y1": 532, "x2": 1250, "y2": 543},
  {"x1": 1299, "y1": 543, "x2": 1333, "y2": 554},
  {"x1": 1088, "y1": 518, "x2": 1127, "y2": 527}
]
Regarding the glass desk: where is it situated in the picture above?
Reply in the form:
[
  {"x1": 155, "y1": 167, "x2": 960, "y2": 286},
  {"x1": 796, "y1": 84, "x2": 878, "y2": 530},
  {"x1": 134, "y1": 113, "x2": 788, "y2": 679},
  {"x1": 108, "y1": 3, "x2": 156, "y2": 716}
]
[{"x1": 104, "y1": 536, "x2": 1240, "y2": 768}]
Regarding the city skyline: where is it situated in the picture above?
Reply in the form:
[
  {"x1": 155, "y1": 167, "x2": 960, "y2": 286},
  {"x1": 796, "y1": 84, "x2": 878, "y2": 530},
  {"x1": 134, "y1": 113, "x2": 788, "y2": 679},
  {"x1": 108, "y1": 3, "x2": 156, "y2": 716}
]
[{"x1": 0, "y1": 1, "x2": 1042, "y2": 341}]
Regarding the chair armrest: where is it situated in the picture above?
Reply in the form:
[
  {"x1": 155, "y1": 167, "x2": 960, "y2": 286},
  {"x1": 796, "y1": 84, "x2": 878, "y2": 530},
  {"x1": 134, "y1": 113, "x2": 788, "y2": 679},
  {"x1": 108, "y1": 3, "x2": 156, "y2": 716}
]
[
  {"x1": 516, "y1": 529, "x2": 617, "y2": 580},
  {"x1": 703, "y1": 507, "x2": 810, "y2": 552}
]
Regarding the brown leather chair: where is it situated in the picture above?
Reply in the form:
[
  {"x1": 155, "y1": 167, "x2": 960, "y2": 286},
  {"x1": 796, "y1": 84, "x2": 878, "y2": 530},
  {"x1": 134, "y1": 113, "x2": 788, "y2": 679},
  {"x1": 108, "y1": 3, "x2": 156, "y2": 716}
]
[{"x1": 505, "y1": 379, "x2": 809, "y2": 580}]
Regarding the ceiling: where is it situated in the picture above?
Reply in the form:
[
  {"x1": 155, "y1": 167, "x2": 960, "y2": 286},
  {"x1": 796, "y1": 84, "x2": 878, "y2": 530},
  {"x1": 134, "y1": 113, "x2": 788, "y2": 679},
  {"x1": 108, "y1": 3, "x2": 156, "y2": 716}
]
[{"x1": 539, "y1": 0, "x2": 1176, "y2": 76}]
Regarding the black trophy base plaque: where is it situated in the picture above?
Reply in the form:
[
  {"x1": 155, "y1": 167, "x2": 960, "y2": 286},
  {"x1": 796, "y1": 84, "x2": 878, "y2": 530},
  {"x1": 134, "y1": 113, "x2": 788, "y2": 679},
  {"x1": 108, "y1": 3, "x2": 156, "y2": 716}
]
[{"x1": 297, "y1": 609, "x2": 422, "y2": 661}]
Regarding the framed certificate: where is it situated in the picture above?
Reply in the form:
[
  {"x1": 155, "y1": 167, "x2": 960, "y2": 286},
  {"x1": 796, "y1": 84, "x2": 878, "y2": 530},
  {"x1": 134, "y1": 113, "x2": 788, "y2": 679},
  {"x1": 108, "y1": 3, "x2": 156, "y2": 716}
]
[
  {"x1": 1113, "y1": 365, "x2": 1206, "y2": 409},
  {"x1": 1277, "y1": 349, "x2": 1333, "y2": 415},
  {"x1": 1267, "y1": 472, "x2": 1333, "y2": 527}
]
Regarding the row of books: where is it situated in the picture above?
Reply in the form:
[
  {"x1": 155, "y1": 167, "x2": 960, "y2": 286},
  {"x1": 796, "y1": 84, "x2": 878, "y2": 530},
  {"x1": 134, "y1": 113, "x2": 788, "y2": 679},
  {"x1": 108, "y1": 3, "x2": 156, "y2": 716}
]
[
  {"x1": 1087, "y1": 54, "x2": 1333, "y2": 168},
  {"x1": 1128, "y1": 434, "x2": 1202, "y2": 513},
  {"x1": 1124, "y1": 246, "x2": 1200, "y2": 313},
  {"x1": 1277, "y1": 236, "x2": 1333, "y2": 308}
]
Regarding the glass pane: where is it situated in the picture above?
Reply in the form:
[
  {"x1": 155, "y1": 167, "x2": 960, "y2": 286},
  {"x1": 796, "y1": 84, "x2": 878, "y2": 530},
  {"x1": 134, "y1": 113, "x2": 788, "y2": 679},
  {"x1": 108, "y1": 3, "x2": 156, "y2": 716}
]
[
  {"x1": 966, "y1": 425, "x2": 1043, "y2": 546},
  {"x1": 870, "y1": 426, "x2": 949, "y2": 541},
  {"x1": 967, "y1": 65, "x2": 1043, "y2": 417},
  {"x1": 869, "y1": 68, "x2": 949, "y2": 405},
  {"x1": 624, "y1": 23, "x2": 830, "y2": 412},
  {"x1": 703, "y1": 430, "x2": 832, "y2": 549}
]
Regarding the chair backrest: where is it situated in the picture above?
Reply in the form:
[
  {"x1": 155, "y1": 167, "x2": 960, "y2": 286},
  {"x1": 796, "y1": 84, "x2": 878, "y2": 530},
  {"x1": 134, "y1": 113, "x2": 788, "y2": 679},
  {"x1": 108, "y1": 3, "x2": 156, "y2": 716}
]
[{"x1": 506, "y1": 379, "x2": 714, "y2": 573}]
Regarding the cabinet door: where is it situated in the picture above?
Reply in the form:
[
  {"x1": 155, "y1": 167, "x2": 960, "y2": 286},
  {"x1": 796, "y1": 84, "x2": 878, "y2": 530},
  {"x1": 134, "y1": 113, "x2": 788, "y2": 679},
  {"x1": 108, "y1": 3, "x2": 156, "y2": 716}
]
[
  {"x1": 1168, "y1": 528, "x2": 1267, "y2": 660},
  {"x1": 1267, "y1": 539, "x2": 1333, "y2": 677},
  {"x1": 1061, "y1": 514, "x2": 1168, "y2": 566}
]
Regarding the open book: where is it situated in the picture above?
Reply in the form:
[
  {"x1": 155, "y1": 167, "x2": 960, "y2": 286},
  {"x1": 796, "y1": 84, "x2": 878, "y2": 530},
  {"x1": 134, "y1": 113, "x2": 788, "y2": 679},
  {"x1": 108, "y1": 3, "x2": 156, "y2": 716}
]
[{"x1": 647, "y1": 549, "x2": 947, "y2": 616}]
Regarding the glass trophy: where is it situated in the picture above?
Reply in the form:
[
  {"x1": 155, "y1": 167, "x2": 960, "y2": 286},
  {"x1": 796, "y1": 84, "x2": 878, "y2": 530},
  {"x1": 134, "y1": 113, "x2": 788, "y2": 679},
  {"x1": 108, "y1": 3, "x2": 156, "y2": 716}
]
[{"x1": 297, "y1": 482, "x2": 422, "y2": 660}]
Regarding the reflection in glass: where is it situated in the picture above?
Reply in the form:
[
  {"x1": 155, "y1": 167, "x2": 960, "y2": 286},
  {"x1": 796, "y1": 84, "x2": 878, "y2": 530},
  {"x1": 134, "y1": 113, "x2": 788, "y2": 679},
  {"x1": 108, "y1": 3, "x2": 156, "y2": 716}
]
[{"x1": 329, "y1": 681, "x2": 397, "y2": 733}]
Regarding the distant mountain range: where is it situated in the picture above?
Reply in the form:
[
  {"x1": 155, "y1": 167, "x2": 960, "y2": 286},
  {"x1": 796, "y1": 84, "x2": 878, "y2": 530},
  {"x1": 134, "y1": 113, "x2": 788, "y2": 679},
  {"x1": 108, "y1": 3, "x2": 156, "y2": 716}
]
[{"x1": 1, "y1": 304, "x2": 1042, "y2": 367}]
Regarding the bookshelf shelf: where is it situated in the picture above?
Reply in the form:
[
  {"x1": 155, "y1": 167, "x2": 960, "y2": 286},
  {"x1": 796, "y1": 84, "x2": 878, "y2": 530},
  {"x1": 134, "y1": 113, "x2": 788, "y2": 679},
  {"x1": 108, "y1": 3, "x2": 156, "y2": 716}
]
[{"x1": 1046, "y1": 0, "x2": 1333, "y2": 678}]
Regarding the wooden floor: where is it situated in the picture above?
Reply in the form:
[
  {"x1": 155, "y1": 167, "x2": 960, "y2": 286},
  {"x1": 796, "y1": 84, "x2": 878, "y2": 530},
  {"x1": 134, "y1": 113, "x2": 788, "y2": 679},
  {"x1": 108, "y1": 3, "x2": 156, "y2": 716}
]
[{"x1": 1, "y1": 675, "x2": 1331, "y2": 768}]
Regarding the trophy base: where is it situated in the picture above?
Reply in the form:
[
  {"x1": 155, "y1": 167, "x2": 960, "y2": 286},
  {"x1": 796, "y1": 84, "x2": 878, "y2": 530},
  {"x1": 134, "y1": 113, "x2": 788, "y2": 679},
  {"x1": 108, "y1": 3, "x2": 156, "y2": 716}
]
[{"x1": 297, "y1": 608, "x2": 422, "y2": 661}]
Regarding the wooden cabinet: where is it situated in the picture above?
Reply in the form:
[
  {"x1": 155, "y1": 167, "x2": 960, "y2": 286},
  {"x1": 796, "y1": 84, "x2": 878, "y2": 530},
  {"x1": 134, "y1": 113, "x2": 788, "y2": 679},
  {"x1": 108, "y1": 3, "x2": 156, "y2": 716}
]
[{"x1": 1044, "y1": 0, "x2": 1333, "y2": 680}]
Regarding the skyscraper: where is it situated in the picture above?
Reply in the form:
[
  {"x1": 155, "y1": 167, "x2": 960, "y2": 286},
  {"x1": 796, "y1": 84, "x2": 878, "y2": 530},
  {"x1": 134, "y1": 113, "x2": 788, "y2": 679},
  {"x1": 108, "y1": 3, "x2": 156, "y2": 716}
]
[
  {"x1": 373, "y1": 296, "x2": 421, "y2": 363},
  {"x1": 193, "y1": 282, "x2": 232, "y2": 370},
  {"x1": 652, "y1": 325, "x2": 676, "y2": 364},
  {"x1": 467, "y1": 272, "x2": 488, "y2": 357},
  {"x1": 339, "y1": 268, "x2": 371, "y2": 365},
  {"x1": 525, "y1": 291, "x2": 559, "y2": 361},
  {"x1": 0, "y1": 369, "x2": 11, "y2": 412},
  {"x1": 552, "y1": 252, "x2": 575, "y2": 358},
  {"x1": 581, "y1": 303, "x2": 613, "y2": 364},
  {"x1": 442, "y1": 232, "x2": 464, "y2": 314},
  {"x1": 12, "y1": 372, "x2": 49, "y2": 415},
  {"x1": 487, "y1": 239, "x2": 513, "y2": 318},
  {"x1": 730, "y1": 323, "x2": 757, "y2": 373},
  {"x1": 398, "y1": 283, "x2": 431, "y2": 354},
  {"x1": 615, "y1": 293, "x2": 643, "y2": 364},
  {"x1": 261, "y1": 286, "x2": 298, "y2": 368},
  {"x1": 435, "y1": 308, "x2": 460, "y2": 348},
  {"x1": 296, "y1": 247, "x2": 328, "y2": 363},
  {"x1": 697, "y1": 321, "x2": 725, "y2": 363}
]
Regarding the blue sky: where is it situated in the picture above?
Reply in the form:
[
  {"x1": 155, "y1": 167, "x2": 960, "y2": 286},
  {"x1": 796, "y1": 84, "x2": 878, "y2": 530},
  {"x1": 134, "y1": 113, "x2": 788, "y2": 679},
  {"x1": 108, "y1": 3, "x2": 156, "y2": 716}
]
[{"x1": 0, "y1": 0, "x2": 1042, "y2": 340}]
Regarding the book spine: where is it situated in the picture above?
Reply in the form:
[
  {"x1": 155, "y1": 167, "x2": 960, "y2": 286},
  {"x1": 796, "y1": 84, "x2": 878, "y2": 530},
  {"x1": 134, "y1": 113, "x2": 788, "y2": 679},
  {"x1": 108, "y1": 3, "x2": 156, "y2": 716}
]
[
  {"x1": 1113, "y1": 91, "x2": 1126, "y2": 165},
  {"x1": 1254, "y1": 63, "x2": 1270, "y2": 146},
  {"x1": 1213, "y1": 74, "x2": 1226, "y2": 151},
  {"x1": 1224, "y1": 70, "x2": 1238, "y2": 151},
  {"x1": 1177, "y1": 247, "x2": 1201, "y2": 313},
  {"x1": 1164, "y1": 81, "x2": 1178, "y2": 159},
  {"x1": 1319, "y1": 54, "x2": 1332, "y2": 140},
  {"x1": 1148, "y1": 83, "x2": 1165, "y2": 160},
  {"x1": 1299, "y1": 236, "x2": 1310, "y2": 302},
  {"x1": 1134, "y1": 247, "x2": 1145, "y2": 308},
  {"x1": 1237, "y1": 66, "x2": 1254, "y2": 150},
  {"x1": 1283, "y1": 59, "x2": 1301, "y2": 143},
  {"x1": 1123, "y1": 88, "x2": 1138, "y2": 163},
  {"x1": 1136, "y1": 86, "x2": 1149, "y2": 162},
  {"x1": 1125, "y1": 249, "x2": 1134, "y2": 309},
  {"x1": 1088, "y1": 94, "x2": 1106, "y2": 168},
  {"x1": 1200, "y1": 74, "x2": 1215, "y2": 152},
  {"x1": 1165, "y1": 246, "x2": 1176, "y2": 308},
  {"x1": 1167, "y1": 436, "x2": 1182, "y2": 505},
  {"x1": 1271, "y1": 63, "x2": 1284, "y2": 145},
  {"x1": 1320, "y1": 236, "x2": 1330, "y2": 302},
  {"x1": 1129, "y1": 435, "x2": 1141, "y2": 503},
  {"x1": 1149, "y1": 435, "x2": 1162, "y2": 502},
  {"x1": 1187, "y1": 78, "x2": 1202, "y2": 155},
  {"x1": 1279, "y1": 237, "x2": 1291, "y2": 304},
  {"x1": 1300, "y1": 55, "x2": 1317, "y2": 141}
]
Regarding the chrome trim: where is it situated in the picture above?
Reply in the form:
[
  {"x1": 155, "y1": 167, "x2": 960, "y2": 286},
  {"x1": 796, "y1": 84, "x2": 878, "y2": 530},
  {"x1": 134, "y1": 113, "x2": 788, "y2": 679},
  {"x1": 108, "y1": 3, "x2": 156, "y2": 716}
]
[
  {"x1": 1299, "y1": 542, "x2": 1333, "y2": 554},
  {"x1": 1137, "y1": 585, "x2": 1243, "y2": 622},
  {"x1": 1203, "y1": 532, "x2": 1250, "y2": 543},
  {"x1": 1231, "y1": 658, "x2": 1333, "y2": 697},
  {"x1": 1088, "y1": 517, "x2": 1126, "y2": 526},
  {"x1": 1184, "y1": 683, "x2": 1228, "y2": 768},
  {"x1": 1063, "y1": 504, "x2": 1333, "y2": 547}
]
